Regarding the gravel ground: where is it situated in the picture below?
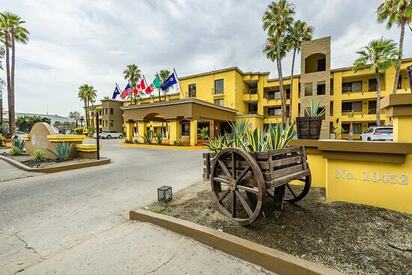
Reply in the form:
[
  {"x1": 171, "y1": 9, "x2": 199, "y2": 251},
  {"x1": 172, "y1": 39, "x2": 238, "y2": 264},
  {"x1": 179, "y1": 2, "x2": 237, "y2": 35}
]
[{"x1": 148, "y1": 181, "x2": 412, "y2": 275}]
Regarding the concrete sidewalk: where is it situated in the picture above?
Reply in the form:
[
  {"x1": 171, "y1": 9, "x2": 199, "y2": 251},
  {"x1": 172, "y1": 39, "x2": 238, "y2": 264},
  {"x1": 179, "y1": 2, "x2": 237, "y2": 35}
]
[
  {"x1": 0, "y1": 158, "x2": 39, "y2": 183},
  {"x1": 17, "y1": 221, "x2": 271, "y2": 275}
]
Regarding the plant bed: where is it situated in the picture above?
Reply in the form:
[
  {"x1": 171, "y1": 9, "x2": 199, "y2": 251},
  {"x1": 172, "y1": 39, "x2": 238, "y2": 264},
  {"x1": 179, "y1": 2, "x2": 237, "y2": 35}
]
[{"x1": 146, "y1": 181, "x2": 412, "y2": 275}]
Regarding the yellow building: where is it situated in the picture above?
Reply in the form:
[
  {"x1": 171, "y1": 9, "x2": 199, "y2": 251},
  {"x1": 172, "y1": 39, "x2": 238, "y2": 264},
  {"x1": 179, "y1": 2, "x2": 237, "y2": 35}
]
[{"x1": 116, "y1": 37, "x2": 412, "y2": 145}]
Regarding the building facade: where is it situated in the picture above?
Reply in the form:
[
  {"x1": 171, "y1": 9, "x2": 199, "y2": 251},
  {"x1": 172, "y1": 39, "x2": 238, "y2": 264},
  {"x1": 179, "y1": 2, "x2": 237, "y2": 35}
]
[{"x1": 94, "y1": 37, "x2": 412, "y2": 144}]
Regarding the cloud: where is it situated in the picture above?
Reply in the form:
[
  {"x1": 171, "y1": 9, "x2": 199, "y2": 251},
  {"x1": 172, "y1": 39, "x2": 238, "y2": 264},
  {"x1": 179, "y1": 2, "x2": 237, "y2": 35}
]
[{"x1": 0, "y1": 0, "x2": 410, "y2": 116}]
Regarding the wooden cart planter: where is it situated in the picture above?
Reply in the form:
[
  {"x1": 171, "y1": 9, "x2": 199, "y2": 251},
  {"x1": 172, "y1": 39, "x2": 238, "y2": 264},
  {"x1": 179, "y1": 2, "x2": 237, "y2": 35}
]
[{"x1": 203, "y1": 146, "x2": 311, "y2": 225}]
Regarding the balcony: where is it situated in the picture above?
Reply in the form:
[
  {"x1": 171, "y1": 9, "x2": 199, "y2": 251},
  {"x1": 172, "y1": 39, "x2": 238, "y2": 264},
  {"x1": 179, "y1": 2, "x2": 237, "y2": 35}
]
[
  {"x1": 211, "y1": 88, "x2": 224, "y2": 97},
  {"x1": 243, "y1": 90, "x2": 258, "y2": 102}
]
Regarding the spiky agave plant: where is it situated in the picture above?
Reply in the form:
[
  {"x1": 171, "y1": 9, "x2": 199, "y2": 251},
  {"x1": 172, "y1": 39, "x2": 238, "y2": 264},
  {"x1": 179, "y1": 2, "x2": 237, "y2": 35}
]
[
  {"x1": 305, "y1": 99, "x2": 326, "y2": 117},
  {"x1": 266, "y1": 122, "x2": 295, "y2": 150},
  {"x1": 48, "y1": 142, "x2": 72, "y2": 161},
  {"x1": 246, "y1": 128, "x2": 267, "y2": 152}
]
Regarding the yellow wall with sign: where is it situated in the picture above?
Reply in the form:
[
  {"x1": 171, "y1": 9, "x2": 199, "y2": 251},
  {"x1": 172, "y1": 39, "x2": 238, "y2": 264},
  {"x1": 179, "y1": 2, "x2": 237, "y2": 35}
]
[{"x1": 325, "y1": 155, "x2": 412, "y2": 214}]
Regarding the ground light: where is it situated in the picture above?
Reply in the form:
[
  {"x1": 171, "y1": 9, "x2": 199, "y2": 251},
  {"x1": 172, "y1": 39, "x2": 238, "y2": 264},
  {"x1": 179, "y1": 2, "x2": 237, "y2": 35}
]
[{"x1": 157, "y1": 186, "x2": 172, "y2": 202}]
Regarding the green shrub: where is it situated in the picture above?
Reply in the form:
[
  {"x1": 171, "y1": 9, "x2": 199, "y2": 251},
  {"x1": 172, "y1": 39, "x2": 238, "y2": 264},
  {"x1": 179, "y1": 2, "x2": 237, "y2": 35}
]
[
  {"x1": 12, "y1": 138, "x2": 25, "y2": 152},
  {"x1": 48, "y1": 142, "x2": 72, "y2": 161},
  {"x1": 154, "y1": 132, "x2": 162, "y2": 145},
  {"x1": 142, "y1": 130, "x2": 154, "y2": 144},
  {"x1": 199, "y1": 127, "x2": 209, "y2": 140},
  {"x1": 32, "y1": 149, "x2": 46, "y2": 162},
  {"x1": 10, "y1": 146, "x2": 22, "y2": 155},
  {"x1": 305, "y1": 99, "x2": 326, "y2": 117}
]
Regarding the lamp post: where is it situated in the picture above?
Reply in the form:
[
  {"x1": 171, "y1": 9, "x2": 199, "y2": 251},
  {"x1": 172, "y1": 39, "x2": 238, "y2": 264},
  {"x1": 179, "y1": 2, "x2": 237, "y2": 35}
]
[{"x1": 96, "y1": 112, "x2": 100, "y2": 160}]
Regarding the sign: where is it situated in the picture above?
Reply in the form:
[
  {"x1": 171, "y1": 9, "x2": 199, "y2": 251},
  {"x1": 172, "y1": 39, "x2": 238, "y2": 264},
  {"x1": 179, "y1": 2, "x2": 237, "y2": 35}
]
[{"x1": 336, "y1": 169, "x2": 408, "y2": 185}]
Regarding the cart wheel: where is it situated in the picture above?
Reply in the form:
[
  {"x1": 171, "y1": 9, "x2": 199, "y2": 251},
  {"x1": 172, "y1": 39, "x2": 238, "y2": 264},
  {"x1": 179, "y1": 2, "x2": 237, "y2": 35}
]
[
  {"x1": 211, "y1": 148, "x2": 265, "y2": 225},
  {"x1": 284, "y1": 174, "x2": 311, "y2": 204}
]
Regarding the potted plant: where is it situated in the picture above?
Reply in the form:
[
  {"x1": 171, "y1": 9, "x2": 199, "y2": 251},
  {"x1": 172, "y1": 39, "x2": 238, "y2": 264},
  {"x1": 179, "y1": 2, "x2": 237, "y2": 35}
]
[{"x1": 296, "y1": 100, "x2": 325, "y2": 139}]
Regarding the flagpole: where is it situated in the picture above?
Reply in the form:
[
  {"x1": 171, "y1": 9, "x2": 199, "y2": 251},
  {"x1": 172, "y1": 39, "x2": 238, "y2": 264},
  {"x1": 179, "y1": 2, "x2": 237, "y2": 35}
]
[
  {"x1": 173, "y1": 68, "x2": 182, "y2": 98},
  {"x1": 156, "y1": 73, "x2": 161, "y2": 102}
]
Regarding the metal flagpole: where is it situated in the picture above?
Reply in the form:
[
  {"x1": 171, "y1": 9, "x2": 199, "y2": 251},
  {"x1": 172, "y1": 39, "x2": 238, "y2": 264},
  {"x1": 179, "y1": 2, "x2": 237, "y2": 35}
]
[
  {"x1": 156, "y1": 73, "x2": 161, "y2": 102},
  {"x1": 173, "y1": 68, "x2": 182, "y2": 97}
]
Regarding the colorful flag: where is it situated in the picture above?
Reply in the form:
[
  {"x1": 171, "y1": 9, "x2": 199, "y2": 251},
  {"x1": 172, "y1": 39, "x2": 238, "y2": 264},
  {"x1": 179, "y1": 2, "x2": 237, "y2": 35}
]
[
  {"x1": 136, "y1": 79, "x2": 147, "y2": 92},
  {"x1": 153, "y1": 75, "x2": 162, "y2": 89},
  {"x1": 111, "y1": 84, "x2": 121, "y2": 99},
  {"x1": 145, "y1": 83, "x2": 155, "y2": 95},
  {"x1": 161, "y1": 72, "x2": 178, "y2": 91},
  {"x1": 132, "y1": 87, "x2": 139, "y2": 95},
  {"x1": 120, "y1": 83, "x2": 132, "y2": 100}
]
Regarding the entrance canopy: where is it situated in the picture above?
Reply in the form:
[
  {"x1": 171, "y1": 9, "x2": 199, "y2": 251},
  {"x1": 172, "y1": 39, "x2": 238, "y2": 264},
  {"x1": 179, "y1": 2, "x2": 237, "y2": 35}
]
[{"x1": 121, "y1": 98, "x2": 238, "y2": 122}]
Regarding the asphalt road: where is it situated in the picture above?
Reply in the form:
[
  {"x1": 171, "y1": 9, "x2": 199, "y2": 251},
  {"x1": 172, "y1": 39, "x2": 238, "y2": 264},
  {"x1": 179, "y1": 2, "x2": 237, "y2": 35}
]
[{"x1": 0, "y1": 140, "x2": 271, "y2": 274}]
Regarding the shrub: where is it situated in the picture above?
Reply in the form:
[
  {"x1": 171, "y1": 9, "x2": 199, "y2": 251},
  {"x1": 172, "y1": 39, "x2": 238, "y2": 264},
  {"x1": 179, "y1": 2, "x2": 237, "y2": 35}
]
[
  {"x1": 12, "y1": 138, "x2": 25, "y2": 152},
  {"x1": 305, "y1": 99, "x2": 326, "y2": 117},
  {"x1": 32, "y1": 149, "x2": 46, "y2": 162},
  {"x1": 48, "y1": 142, "x2": 72, "y2": 161},
  {"x1": 142, "y1": 130, "x2": 154, "y2": 144},
  {"x1": 74, "y1": 127, "x2": 84, "y2": 135},
  {"x1": 199, "y1": 127, "x2": 209, "y2": 140},
  {"x1": 154, "y1": 132, "x2": 162, "y2": 145},
  {"x1": 0, "y1": 134, "x2": 5, "y2": 147},
  {"x1": 10, "y1": 146, "x2": 21, "y2": 156}
]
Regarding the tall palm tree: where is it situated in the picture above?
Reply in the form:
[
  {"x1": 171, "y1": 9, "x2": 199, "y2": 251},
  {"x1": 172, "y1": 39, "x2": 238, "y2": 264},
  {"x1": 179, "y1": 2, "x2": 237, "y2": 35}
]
[
  {"x1": 123, "y1": 64, "x2": 141, "y2": 104},
  {"x1": 0, "y1": 12, "x2": 29, "y2": 135},
  {"x1": 378, "y1": 0, "x2": 412, "y2": 94},
  {"x1": 353, "y1": 38, "x2": 399, "y2": 126},
  {"x1": 262, "y1": 0, "x2": 295, "y2": 124},
  {"x1": 159, "y1": 69, "x2": 170, "y2": 101},
  {"x1": 0, "y1": 44, "x2": 4, "y2": 128},
  {"x1": 69, "y1": 111, "x2": 81, "y2": 128},
  {"x1": 285, "y1": 20, "x2": 314, "y2": 121},
  {"x1": 78, "y1": 84, "x2": 97, "y2": 130}
]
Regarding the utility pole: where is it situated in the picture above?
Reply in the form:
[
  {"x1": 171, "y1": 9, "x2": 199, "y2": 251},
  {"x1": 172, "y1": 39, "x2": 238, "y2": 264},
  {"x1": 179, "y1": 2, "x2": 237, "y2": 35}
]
[{"x1": 96, "y1": 112, "x2": 100, "y2": 160}]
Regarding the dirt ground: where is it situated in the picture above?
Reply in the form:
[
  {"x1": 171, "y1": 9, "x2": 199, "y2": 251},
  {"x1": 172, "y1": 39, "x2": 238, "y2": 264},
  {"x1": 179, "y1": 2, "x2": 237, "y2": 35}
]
[
  {"x1": 148, "y1": 181, "x2": 412, "y2": 275},
  {"x1": 2, "y1": 153, "x2": 95, "y2": 168}
]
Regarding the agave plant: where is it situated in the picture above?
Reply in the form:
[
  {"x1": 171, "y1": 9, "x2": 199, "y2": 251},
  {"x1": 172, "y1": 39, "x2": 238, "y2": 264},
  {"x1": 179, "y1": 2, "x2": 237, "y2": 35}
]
[
  {"x1": 154, "y1": 131, "x2": 162, "y2": 145},
  {"x1": 246, "y1": 128, "x2": 267, "y2": 152},
  {"x1": 48, "y1": 142, "x2": 72, "y2": 161},
  {"x1": 12, "y1": 138, "x2": 25, "y2": 152},
  {"x1": 266, "y1": 122, "x2": 295, "y2": 150},
  {"x1": 142, "y1": 130, "x2": 154, "y2": 144},
  {"x1": 305, "y1": 99, "x2": 326, "y2": 117},
  {"x1": 32, "y1": 149, "x2": 46, "y2": 162}
]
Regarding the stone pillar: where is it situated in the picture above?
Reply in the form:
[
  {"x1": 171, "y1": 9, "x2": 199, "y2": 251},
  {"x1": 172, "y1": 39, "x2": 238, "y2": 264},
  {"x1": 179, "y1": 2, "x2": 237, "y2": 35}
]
[
  {"x1": 137, "y1": 121, "x2": 147, "y2": 143},
  {"x1": 209, "y1": 120, "x2": 215, "y2": 139},
  {"x1": 169, "y1": 120, "x2": 180, "y2": 145},
  {"x1": 190, "y1": 120, "x2": 198, "y2": 146},
  {"x1": 381, "y1": 94, "x2": 412, "y2": 142}
]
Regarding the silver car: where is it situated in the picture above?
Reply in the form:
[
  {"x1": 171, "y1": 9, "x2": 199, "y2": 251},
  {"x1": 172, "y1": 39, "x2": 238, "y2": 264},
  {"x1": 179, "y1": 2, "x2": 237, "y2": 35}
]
[{"x1": 361, "y1": 126, "x2": 393, "y2": 141}]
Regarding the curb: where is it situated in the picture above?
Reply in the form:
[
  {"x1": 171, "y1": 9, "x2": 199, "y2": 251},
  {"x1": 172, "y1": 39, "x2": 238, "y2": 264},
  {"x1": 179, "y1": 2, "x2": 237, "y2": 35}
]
[
  {"x1": 129, "y1": 209, "x2": 342, "y2": 275},
  {"x1": 120, "y1": 143, "x2": 206, "y2": 150},
  {"x1": 0, "y1": 155, "x2": 111, "y2": 173}
]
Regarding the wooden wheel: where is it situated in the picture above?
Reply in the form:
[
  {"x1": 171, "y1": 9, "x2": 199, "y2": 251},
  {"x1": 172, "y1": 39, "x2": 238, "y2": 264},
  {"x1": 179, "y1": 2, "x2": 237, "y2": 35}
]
[
  {"x1": 284, "y1": 174, "x2": 311, "y2": 203},
  {"x1": 211, "y1": 148, "x2": 265, "y2": 225}
]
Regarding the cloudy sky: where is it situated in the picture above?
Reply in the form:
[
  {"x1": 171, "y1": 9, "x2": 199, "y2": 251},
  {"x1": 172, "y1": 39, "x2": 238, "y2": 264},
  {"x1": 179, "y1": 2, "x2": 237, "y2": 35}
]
[{"x1": 1, "y1": 0, "x2": 411, "y2": 116}]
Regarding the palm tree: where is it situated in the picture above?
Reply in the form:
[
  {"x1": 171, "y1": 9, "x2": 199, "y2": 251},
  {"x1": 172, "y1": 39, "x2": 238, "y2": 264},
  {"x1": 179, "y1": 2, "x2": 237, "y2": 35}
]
[
  {"x1": 0, "y1": 45, "x2": 4, "y2": 128},
  {"x1": 262, "y1": 0, "x2": 295, "y2": 124},
  {"x1": 285, "y1": 20, "x2": 314, "y2": 121},
  {"x1": 69, "y1": 111, "x2": 81, "y2": 128},
  {"x1": 123, "y1": 64, "x2": 141, "y2": 104},
  {"x1": 159, "y1": 69, "x2": 170, "y2": 101},
  {"x1": 353, "y1": 38, "x2": 399, "y2": 126},
  {"x1": 78, "y1": 84, "x2": 97, "y2": 130},
  {"x1": 378, "y1": 0, "x2": 412, "y2": 94},
  {"x1": 0, "y1": 12, "x2": 29, "y2": 135}
]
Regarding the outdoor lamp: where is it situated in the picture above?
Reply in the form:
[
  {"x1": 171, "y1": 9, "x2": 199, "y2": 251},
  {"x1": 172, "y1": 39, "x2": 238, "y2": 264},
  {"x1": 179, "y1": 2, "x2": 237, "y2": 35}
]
[
  {"x1": 157, "y1": 186, "x2": 172, "y2": 202},
  {"x1": 407, "y1": 65, "x2": 412, "y2": 90}
]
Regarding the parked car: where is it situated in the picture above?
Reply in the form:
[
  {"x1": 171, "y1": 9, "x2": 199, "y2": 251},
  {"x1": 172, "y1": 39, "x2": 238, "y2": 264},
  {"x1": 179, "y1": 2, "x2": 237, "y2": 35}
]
[
  {"x1": 93, "y1": 131, "x2": 124, "y2": 139},
  {"x1": 361, "y1": 126, "x2": 393, "y2": 141}
]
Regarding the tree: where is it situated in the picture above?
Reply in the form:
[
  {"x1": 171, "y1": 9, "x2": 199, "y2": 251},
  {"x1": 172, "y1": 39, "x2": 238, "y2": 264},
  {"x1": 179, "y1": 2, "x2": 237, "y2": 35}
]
[
  {"x1": 378, "y1": 0, "x2": 412, "y2": 94},
  {"x1": 0, "y1": 12, "x2": 29, "y2": 135},
  {"x1": 69, "y1": 111, "x2": 81, "y2": 127},
  {"x1": 78, "y1": 84, "x2": 97, "y2": 130},
  {"x1": 16, "y1": 115, "x2": 51, "y2": 133},
  {"x1": 285, "y1": 20, "x2": 314, "y2": 121},
  {"x1": 159, "y1": 69, "x2": 170, "y2": 101},
  {"x1": 53, "y1": 121, "x2": 76, "y2": 134},
  {"x1": 262, "y1": 0, "x2": 295, "y2": 124},
  {"x1": 123, "y1": 64, "x2": 142, "y2": 104},
  {"x1": 0, "y1": 45, "x2": 4, "y2": 128},
  {"x1": 354, "y1": 38, "x2": 399, "y2": 126}
]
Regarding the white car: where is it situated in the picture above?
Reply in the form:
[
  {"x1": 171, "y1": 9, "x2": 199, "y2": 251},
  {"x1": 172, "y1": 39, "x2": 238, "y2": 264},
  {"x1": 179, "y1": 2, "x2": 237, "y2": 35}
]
[
  {"x1": 94, "y1": 131, "x2": 124, "y2": 139},
  {"x1": 361, "y1": 126, "x2": 393, "y2": 141}
]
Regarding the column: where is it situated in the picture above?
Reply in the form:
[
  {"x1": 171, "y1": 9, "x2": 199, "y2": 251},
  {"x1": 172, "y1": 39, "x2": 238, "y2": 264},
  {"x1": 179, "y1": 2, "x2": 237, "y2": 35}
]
[
  {"x1": 125, "y1": 122, "x2": 134, "y2": 142},
  {"x1": 381, "y1": 94, "x2": 412, "y2": 142},
  {"x1": 190, "y1": 120, "x2": 198, "y2": 146},
  {"x1": 137, "y1": 121, "x2": 147, "y2": 143},
  {"x1": 169, "y1": 120, "x2": 180, "y2": 145},
  {"x1": 209, "y1": 120, "x2": 215, "y2": 139}
]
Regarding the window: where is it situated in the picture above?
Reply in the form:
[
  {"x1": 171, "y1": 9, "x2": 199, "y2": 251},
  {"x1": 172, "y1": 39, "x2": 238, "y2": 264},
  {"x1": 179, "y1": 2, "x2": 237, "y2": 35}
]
[
  {"x1": 304, "y1": 83, "x2": 313, "y2": 96},
  {"x1": 214, "y1": 99, "x2": 224, "y2": 106},
  {"x1": 342, "y1": 101, "x2": 362, "y2": 113},
  {"x1": 317, "y1": 58, "x2": 326, "y2": 71},
  {"x1": 214, "y1": 79, "x2": 224, "y2": 94},
  {"x1": 188, "y1": 84, "x2": 196, "y2": 97},
  {"x1": 110, "y1": 108, "x2": 114, "y2": 115},
  {"x1": 298, "y1": 83, "x2": 301, "y2": 98},
  {"x1": 368, "y1": 100, "x2": 377, "y2": 114},
  {"x1": 267, "y1": 90, "x2": 281, "y2": 99},
  {"x1": 110, "y1": 121, "x2": 114, "y2": 127},
  {"x1": 342, "y1": 81, "x2": 362, "y2": 93},
  {"x1": 298, "y1": 103, "x2": 301, "y2": 116},
  {"x1": 397, "y1": 75, "x2": 402, "y2": 89},
  {"x1": 267, "y1": 107, "x2": 282, "y2": 116},
  {"x1": 317, "y1": 81, "x2": 326, "y2": 95},
  {"x1": 248, "y1": 103, "x2": 258, "y2": 114},
  {"x1": 368, "y1": 79, "x2": 377, "y2": 92},
  {"x1": 376, "y1": 128, "x2": 393, "y2": 134},
  {"x1": 286, "y1": 88, "x2": 291, "y2": 99},
  {"x1": 181, "y1": 121, "x2": 190, "y2": 136},
  {"x1": 342, "y1": 123, "x2": 362, "y2": 134},
  {"x1": 330, "y1": 101, "x2": 334, "y2": 116},
  {"x1": 330, "y1": 79, "x2": 334, "y2": 95}
]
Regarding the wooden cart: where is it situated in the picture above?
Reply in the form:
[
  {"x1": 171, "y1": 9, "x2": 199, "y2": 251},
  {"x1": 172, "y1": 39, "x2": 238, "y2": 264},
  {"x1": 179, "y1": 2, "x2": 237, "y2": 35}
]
[{"x1": 203, "y1": 146, "x2": 311, "y2": 225}]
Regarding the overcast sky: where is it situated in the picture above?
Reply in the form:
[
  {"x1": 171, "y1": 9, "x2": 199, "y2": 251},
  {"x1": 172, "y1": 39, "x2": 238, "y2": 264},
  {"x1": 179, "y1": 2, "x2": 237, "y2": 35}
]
[{"x1": 1, "y1": 0, "x2": 411, "y2": 116}]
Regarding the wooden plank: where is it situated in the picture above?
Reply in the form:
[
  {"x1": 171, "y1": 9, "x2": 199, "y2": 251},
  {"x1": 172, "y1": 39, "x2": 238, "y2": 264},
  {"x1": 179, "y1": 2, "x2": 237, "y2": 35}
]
[
  {"x1": 271, "y1": 156, "x2": 302, "y2": 167},
  {"x1": 269, "y1": 170, "x2": 310, "y2": 188},
  {"x1": 301, "y1": 146, "x2": 308, "y2": 170},
  {"x1": 272, "y1": 164, "x2": 304, "y2": 179},
  {"x1": 268, "y1": 147, "x2": 303, "y2": 157}
]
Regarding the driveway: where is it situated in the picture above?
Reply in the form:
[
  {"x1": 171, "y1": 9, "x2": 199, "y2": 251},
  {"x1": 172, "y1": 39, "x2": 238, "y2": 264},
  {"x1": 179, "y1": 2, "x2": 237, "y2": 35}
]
[{"x1": 0, "y1": 140, "x2": 271, "y2": 274}]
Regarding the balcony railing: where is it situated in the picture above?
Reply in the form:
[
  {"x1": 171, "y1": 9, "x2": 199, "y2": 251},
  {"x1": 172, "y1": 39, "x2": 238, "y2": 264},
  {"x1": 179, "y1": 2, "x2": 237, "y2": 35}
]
[
  {"x1": 243, "y1": 88, "x2": 258, "y2": 94},
  {"x1": 211, "y1": 88, "x2": 224, "y2": 95}
]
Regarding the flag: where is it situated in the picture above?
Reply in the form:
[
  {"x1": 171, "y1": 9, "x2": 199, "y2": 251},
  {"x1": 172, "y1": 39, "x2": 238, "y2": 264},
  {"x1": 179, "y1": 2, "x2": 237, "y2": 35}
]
[
  {"x1": 120, "y1": 83, "x2": 132, "y2": 100},
  {"x1": 136, "y1": 79, "x2": 146, "y2": 93},
  {"x1": 132, "y1": 87, "x2": 139, "y2": 95},
  {"x1": 153, "y1": 75, "x2": 162, "y2": 89},
  {"x1": 161, "y1": 72, "x2": 178, "y2": 91},
  {"x1": 145, "y1": 83, "x2": 155, "y2": 95},
  {"x1": 111, "y1": 84, "x2": 121, "y2": 99}
]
